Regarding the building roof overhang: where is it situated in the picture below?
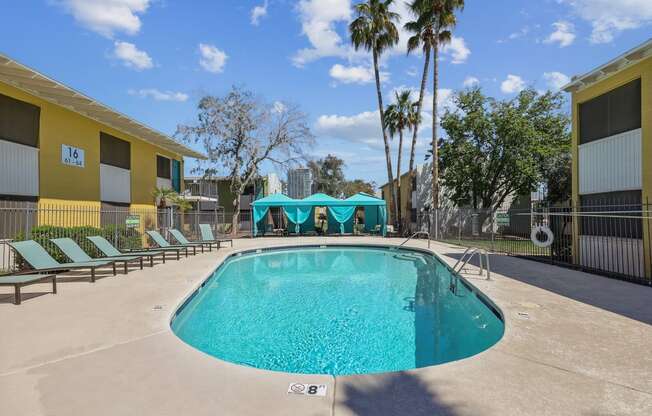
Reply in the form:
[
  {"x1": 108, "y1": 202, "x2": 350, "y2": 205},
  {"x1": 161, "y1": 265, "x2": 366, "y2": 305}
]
[
  {"x1": 0, "y1": 53, "x2": 207, "y2": 160},
  {"x1": 562, "y1": 38, "x2": 652, "y2": 94}
]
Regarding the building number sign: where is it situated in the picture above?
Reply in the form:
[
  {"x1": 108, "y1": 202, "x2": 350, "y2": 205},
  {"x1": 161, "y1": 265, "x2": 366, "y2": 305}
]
[{"x1": 61, "y1": 144, "x2": 85, "y2": 168}]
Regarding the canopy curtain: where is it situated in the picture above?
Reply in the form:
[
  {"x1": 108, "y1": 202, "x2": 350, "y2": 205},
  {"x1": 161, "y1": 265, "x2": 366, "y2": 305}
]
[
  {"x1": 283, "y1": 206, "x2": 313, "y2": 234},
  {"x1": 327, "y1": 206, "x2": 357, "y2": 234},
  {"x1": 253, "y1": 205, "x2": 270, "y2": 236},
  {"x1": 378, "y1": 206, "x2": 387, "y2": 237}
]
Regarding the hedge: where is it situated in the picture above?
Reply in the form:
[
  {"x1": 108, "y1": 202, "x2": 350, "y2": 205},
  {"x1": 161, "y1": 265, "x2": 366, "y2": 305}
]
[{"x1": 14, "y1": 225, "x2": 143, "y2": 265}]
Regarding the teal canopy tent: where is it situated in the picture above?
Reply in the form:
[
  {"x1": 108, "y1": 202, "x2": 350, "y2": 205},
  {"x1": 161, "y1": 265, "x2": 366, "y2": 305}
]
[
  {"x1": 252, "y1": 193, "x2": 294, "y2": 236},
  {"x1": 344, "y1": 193, "x2": 387, "y2": 236},
  {"x1": 284, "y1": 206, "x2": 314, "y2": 234},
  {"x1": 251, "y1": 192, "x2": 387, "y2": 237}
]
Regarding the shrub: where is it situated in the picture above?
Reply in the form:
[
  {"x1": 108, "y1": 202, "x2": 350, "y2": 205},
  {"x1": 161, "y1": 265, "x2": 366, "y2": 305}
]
[{"x1": 13, "y1": 224, "x2": 143, "y2": 267}]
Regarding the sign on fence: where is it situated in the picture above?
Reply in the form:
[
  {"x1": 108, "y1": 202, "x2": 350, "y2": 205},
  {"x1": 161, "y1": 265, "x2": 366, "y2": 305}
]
[
  {"x1": 61, "y1": 144, "x2": 85, "y2": 168},
  {"x1": 496, "y1": 213, "x2": 510, "y2": 227},
  {"x1": 125, "y1": 215, "x2": 140, "y2": 228}
]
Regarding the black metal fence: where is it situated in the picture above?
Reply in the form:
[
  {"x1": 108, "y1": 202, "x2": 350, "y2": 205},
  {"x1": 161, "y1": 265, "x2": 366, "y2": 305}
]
[
  {"x1": 420, "y1": 202, "x2": 652, "y2": 286},
  {"x1": 0, "y1": 204, "x2": 250, "y2": 273}
]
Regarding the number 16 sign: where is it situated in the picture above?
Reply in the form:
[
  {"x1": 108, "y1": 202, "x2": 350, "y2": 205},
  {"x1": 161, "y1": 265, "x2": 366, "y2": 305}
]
[{"x1": 61, "y1": 144, "x2": 85, "y2": 168}]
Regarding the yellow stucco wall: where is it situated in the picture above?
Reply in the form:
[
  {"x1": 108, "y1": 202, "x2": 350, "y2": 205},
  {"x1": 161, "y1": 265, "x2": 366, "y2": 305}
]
[
  {"x1": 0, "y1": 81, "x2": 184, "y2": 207},
  {"x1": 380, "y1": 172, "x2": 413, "y2": 224},
  {"x1": 570, "y1": 56, "x2": 652, "y2": 274},
  {"x1": 36, "y1": 199, "x2": 101, "y2": 227}
]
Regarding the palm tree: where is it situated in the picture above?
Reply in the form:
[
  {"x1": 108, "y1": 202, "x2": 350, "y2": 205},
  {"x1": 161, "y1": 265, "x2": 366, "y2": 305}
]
[
  {"x1": 152, "y1": 187, "x2": 178, "y2": 209},
  {"x1": 152, "y1": 187, "x2": 192, "y2": 212},
  {"x1": 405, "y1": 0, "x2": 464, "y2": 220},
  {"x1": 385, "y1": 90, "x2": 416, "y2": 229},
  {"x1": 350, "y1": 0, "x2": 400, "y2": 226}
]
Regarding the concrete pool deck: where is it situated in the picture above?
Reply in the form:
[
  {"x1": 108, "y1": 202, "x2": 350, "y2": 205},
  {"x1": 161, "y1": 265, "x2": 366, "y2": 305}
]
[{"x1": 1, "y1": 237, "x2": 651, "y2": 415}]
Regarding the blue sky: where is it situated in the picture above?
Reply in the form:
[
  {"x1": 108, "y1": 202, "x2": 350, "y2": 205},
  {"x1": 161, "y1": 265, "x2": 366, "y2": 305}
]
[{"x1": 1, "y1": 0, "x2": 651, "y2": 187}]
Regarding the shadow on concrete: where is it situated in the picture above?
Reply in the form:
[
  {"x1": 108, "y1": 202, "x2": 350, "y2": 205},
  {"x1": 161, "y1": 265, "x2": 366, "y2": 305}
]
[
  {"x1": 339, "y1": 372, "x2": 462, "y2": 416},
  {"x1": 0, "y1": 291, "x2": 51, "y2": 304},
  {"x1": 444, "y1": 252, "x2": 652, "y2": 325},
  {"x1": 340, "y1": 372, "x2": 462, "y2": 416}
]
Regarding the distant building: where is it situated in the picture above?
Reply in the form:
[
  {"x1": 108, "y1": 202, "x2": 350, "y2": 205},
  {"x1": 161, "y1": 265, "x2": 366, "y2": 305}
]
[
  {"x1": 287, "y1": 168, "x2": 313, "y2": 199},
  {"x1": 183, "y1": 174, "x2": 282, "y2": 213},
  {"x1": 266, "y1": 172, "x2": 282, "y2": 195}
]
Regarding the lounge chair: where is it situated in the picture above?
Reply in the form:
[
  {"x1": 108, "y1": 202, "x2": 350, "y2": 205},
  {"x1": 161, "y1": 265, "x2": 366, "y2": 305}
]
[
  {"x1": 169, "y1": 229, "x2": 215, "y2": 252},
  {"x1": 168, "y1": 228, "x2": 212, "y2": 253},
  {"x1": 86, "y1": 236, "x2": 169, "y2": 265},
  {"x1": 0, "y1": 273, "x2": 56, "y2": 305},
  {"x1": 199, "y1": 224, "x2": 234, "y2": 247},
  {"x1": 51, "y1": 238, "x2": 144, "y2": 274},
  {"x1": 9, "y1": 240, "x2": 116, "y2": 282},
  {"x1": 145, "y1": 231, "x2": 193, "y2": 256}
]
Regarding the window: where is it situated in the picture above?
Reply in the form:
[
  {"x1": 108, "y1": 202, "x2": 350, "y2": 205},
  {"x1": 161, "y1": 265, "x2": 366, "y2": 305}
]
[
  {"x1": 100, "y1": 132, "x2": 130, "y2": 169},
  {"x1": 0, "y1": 93, "x2": 40, "y2": 147},
  {"x1": 580, "y1": 190, "x2": 642, "y2": 238},
  {"x1": 579, "y1": 79, "x2": 641, "y2": 144},
  {"x1": 157, "y1": 155, "x2": 171, "y2": 179}
]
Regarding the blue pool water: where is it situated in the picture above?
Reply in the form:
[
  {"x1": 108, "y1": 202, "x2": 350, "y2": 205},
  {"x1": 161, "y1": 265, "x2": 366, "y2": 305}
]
[{"x1": 171, "y1": 246, "x2": 504, "y2": 376}]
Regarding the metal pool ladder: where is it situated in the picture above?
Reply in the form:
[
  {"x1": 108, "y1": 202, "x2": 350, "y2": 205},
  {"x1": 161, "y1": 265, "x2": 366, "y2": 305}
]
[
  {"x1": 453, "y1": 247, "x2": 492, "y2": 281},
  {"x1": 396, "y1": 231, "x2": 430, "y2": 249}
]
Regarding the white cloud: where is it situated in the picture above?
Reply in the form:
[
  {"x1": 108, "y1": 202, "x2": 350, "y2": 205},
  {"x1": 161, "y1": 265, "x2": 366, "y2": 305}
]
[
  {"x1": 57, "y1": 0, "x2": 151, "y2": 38},
  {"x1": 560, "y1": 0, "x2": 652, "y2": 43},
  {"x1": 316, "y1": 111, "x2": 381, "y2": 145},
  {"x1": 113, "y1": 41, "x2": 153, "y2": 70},
  {"x1": 316, "y1": 88, "x2": 453, "y2": 147},
  {"x1": 329, "y1": 64, "x2": 388, "y2": 84},
  {"x1": 501, "y1": 74, "x2": 526, "y2": 94},
  {"x1": 292, "y1": 0, "x2": 352, "y2": 67},
  {"x1": 272, "y1": 101, "x2": 287, "y2": 114},
  {"x1": 463, "y1": 76, "x2": 480, "y2": 88},
  {"x1": 406, "y1": 66, "x2": 418, "y2": 77},
  {"x1": 251, "y1": 1, "x2": 268, "y2": 26},
  {"x1": 544, "y1": 21, "x2": 576, "y2": 47},
  {"x1": 442, "y1": 37, "x2": 470, "y2": 64},
  {"x1": 128, "y1": 88, "x2": 188, "y2": 102},
  {"x1": 509, "y1": 26, "x2": 530, "y2": 40},
  {"x1": 199, "y1": 43, "x2": 228, "y2": 73},
  {"x1": 543, "y1": 71, "x2": 571, "y2": 91}
]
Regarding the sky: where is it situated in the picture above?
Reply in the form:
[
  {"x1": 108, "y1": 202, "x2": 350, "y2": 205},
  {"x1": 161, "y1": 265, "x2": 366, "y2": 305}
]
[{"x1": 1, "y1": 0, "x2": 651, "y2": 187}]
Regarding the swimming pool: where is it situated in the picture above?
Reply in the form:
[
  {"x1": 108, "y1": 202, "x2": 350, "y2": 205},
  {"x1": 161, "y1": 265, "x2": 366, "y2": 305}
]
[{"x1": 171, "y1": 246, "x2": 504, "y2": 376}]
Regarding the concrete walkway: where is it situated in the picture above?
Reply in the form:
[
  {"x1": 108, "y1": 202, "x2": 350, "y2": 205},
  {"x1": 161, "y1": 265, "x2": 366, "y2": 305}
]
[{"x1": 1, "y1": 237, "x2": 650, "y2": 415}]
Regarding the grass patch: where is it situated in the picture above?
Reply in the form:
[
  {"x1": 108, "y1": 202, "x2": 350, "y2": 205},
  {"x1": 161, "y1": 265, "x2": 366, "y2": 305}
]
[{"x1": 438, "y1": 238, "x2": 551, "y2": 256}]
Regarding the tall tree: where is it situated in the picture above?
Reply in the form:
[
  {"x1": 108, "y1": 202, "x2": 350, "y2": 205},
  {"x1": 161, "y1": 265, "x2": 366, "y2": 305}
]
[
  {"x1": 385, "y1": 89, "x2": 417, "y2": 228},
  {"x1": 406, "y1": 0, "x2": 464, "y2": 217},
  {"x1": 350, "y1": 0, "x2": 400, "y2": 225},
  {"x1": 177, "y1": 86, "x2": 314, "y2": 235},
  {"x1": 309, "y1": 154, "x2": 346, "y2": 196},
  {"x1": 438, "y1": 87, "x2": 570, "y2": 211},
  {"x1": 343, "y1": 179, "x2": 376, "y2": 197}
]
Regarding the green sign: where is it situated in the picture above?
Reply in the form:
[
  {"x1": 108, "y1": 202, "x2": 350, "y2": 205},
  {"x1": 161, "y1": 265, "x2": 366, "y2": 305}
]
[
  {"x1": 126, "y1": 215, "x2": 140, "y2": 228},
  {"x1": 496, "y1": 213, "x2": 510, "y2": 227}
]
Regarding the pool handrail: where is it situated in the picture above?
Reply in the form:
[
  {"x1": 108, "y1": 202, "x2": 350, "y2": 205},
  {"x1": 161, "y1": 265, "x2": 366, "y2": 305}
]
[{"x1": 396, "y1": 231, "x2": 430, "y2": 249}]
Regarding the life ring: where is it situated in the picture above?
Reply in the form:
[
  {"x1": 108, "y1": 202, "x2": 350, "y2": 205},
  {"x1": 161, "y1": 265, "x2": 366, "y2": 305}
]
[{"x1": 531, "y1": 225, "x2": 554, "y2": 248}]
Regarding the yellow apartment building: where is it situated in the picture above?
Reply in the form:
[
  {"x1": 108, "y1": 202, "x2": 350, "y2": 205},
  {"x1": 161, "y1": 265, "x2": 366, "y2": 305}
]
[
  {"x1": 0, "y1": 53, "x2": 205, "y2": 228},
  {"x1": 563, "y1": 38, "x2": 652, "y2": 279}
]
